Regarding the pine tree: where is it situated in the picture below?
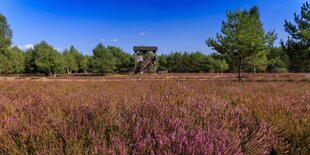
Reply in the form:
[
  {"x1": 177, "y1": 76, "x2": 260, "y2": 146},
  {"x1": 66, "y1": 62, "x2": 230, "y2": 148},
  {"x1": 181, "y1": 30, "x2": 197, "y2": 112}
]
[
  {"x1": 207, "y1": 6, "x2": 276, "y2": 81},
  {"x1": 282, "y1": 1, "x2": 310, "y2": 72}
]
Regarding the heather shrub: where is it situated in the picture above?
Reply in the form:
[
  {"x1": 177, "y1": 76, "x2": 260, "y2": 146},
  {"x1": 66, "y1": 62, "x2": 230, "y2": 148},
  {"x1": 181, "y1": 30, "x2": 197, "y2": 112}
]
[
  {"x1": 0, "y1": 80, "x2": 308, "y2": 154},
  {"x1": 122, "y1": 93, "x2": 286, "y2": 154}
]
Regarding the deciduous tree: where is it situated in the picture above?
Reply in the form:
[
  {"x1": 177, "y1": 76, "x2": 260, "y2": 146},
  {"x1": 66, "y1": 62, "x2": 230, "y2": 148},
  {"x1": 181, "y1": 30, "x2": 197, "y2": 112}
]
[
  {"x1": 69, "y1": 46, "x2": 84, "y2": 72},
  {"x1": 33, "y1": 41, "x2": 65, "y2": 76},
  {"x1": 9, "y1": 46, "x2": 25, "y2": 75},
  {"x1": 0, "y1": 12, "x2": 13, "y2": 75},
  {"x1": 108, "y1": 46, "x2": 134, "y2": 73},
  {"x1": 267, "y1": 47, "x2": 289, "y2": 72},
  {"x1": 63, "y1": 49, "x2": 78, "y2": 74},
  {"x1": 93, "y1": 43, "x2": 116, "y2": 75}
]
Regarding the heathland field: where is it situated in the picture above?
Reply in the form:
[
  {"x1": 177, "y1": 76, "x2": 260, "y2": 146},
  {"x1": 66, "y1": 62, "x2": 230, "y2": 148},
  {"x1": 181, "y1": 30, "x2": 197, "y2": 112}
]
[{"x1": 0, "y1": 73, "x2": 309, "y2": 154}]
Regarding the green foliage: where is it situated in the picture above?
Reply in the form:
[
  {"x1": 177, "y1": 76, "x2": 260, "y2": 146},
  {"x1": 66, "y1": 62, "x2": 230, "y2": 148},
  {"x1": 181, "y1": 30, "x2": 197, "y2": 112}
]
[
  {"x1": 268, "y1": 47, "x2": 289, "y2": 63},
  {"x1": 107, "y1": 46, "x2": 134, "y2": 73},
  {"x1": 0, "y1": 47, "x2": 25, "y2": 74},
  {"x1": 63, "y1": 49, "x2": 78, "y2": 74},
  {"x1": 0, "y1": 12, "x2": 13, "y2": 75},
  {"x1": 25, "y1": 49, "x2": 37, "y2": 73},
  {"x1": 86, "y1": 56, "x2": 96, "y2": 73},
  {"x1": 207, "y1": 6, "x2": 277, "y2": 80},
  {"x1": 189, "y1": 52, "x2": 206, "y2": 72},
  {"x1": 157, "y1": 54, "x2": 168, "y2": 71},
  {"x1": 282, "y1": 39, "x2": 310, "y2": 72},
  {"x1": 9, "y1": 46, "x2": 25, "y2": 74},
  {"x1": 244, "y1": 51, "x2": 268, "y2": 72},
  {"x1": 267, "y1": 47, "x2": 289, "y2": 72},
  {"x1": 33, "y1": 41, "x2": 65, "y2": 76},
  {"x1": 208, "y1": 55, "x2": 229, "y2": 73},
  {"x1": 282, "y1": 1, "x2": 310, "y2": 72},
  {"x1": 0, "y1": 50, "x2": 11, "y2": 74},
  {"x1": 0, "y1": 12, "x2": 12, "y2": 51},
  {"x1": 92, "y1": 43, "x2": 116, "y2": 74},
  {"x1": 166, "y1": 52, "x2": 181, "y2": 72},
  {"x1": 267, "y1": 57, "x2": 288, "y2": 73},
  {"x1": 80, "y1": 56, "x2": 90, "y2": 73},
  {"x1": 284, "y1": 2, "x2": 310, "y2": 43},
  {"x1": 69, "y1": 46, "x2": 84, "y2": 72},
  {"x1": 158, "y1": 52, "x2": 228, "y2": 73}
]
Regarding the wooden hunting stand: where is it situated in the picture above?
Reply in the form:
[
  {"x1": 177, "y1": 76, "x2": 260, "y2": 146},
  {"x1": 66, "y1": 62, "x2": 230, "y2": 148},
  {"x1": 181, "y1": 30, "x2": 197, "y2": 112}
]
[{"x1": 133, "y1": 46, "x2": 157, "y2": 74}]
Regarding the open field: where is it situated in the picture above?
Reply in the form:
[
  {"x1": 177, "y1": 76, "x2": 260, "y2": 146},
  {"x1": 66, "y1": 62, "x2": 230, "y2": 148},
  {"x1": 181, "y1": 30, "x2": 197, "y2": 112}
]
[
  {"x1": 0, "y1": 73, "x2": 310, "y2": 82},
  {"x1": 0, "y1": 73, "x2": 309, "y2": 154}
]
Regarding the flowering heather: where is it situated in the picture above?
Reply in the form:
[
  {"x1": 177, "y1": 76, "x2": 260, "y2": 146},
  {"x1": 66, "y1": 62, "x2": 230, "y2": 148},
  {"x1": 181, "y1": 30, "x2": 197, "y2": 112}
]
[{"x1": 0, "y1": 78, "x2": 309, "y2": 154}]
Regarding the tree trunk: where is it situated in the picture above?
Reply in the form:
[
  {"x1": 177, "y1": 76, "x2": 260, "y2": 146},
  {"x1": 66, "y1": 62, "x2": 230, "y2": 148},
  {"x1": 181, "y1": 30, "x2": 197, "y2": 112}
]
[
  {"x1": 238, "y1": 55, "x2": 242, "y2": 82},
  {"x1": 254, "y1": 66, "x2": 256, "y2": 76},
  {"x1": 251, "y1": 56, "x2": 256, "y2": 75},
  {"x1": 66, "y1": 66, "x2": 70, "y2": 74}
]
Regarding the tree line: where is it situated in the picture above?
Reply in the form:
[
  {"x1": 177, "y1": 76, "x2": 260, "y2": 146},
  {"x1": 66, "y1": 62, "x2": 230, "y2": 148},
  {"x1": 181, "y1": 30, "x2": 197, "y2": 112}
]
[
  {"x1": 0, "y1": 1, "x2": 309, "y2": 76},
  {"x1": 13, "y1": 42, "x2": 135, "y2": 76}
]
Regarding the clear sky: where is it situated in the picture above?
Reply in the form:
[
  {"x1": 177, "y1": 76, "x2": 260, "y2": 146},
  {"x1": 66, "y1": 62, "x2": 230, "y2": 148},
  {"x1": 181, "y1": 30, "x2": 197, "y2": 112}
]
[{"x1": 0, "y1": 0, "x2": 308, "y2": 55}]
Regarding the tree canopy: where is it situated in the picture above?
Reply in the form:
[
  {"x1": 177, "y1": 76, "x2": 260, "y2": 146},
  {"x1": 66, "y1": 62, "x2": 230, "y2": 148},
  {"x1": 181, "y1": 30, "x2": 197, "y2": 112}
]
[
  {"x1": 207, "y1": 6, "x2": 276, "y2": 81},
  {"x1": 92, "y1": 44, "x2": 117, "y2": 74},
  {"x1": 63, "y1": 49, "x2": 78, "y2": 74},
  {"x1": 33, "y1": 41, "x2": 65, "y2": 76},
  {"x1": 0, "y1": 12, "x2": 12, "y2": 50},
  {"x1": 0, "y1": 12, "x2": 13, "y2": 75},
  {"x1": 157, "y1": 52, "x2": 229, "y2": 73},
  {"x1": 282, "y1": 1, "x2": 310, "y2": 72}
]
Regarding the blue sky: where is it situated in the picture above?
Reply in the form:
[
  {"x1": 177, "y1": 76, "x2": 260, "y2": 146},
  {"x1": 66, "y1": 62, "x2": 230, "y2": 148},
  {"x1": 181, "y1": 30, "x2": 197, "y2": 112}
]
[{"x1": 0, "y1": 0, "x2": 308, "y2": 55}]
